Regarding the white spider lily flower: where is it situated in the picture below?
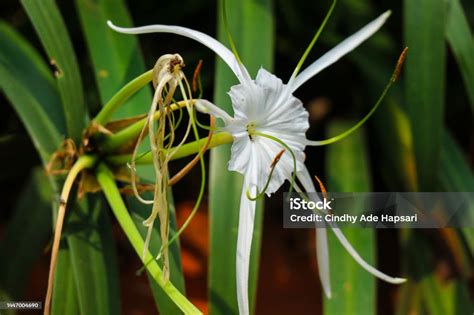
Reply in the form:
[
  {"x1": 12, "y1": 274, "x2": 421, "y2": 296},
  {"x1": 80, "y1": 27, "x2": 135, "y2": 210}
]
[{"x1": 108, "y1": 10, "x2": 406, "y2": 315}]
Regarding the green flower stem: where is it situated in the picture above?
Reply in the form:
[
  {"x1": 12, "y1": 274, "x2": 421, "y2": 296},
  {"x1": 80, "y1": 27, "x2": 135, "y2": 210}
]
[
  {"x1": 291, "y1": 0, "x2": 337, "y2": 78},
  {"x1": 105, "y1": 131, "x2": 234, "y2": 165},
  {"x1": 100, "y1": 100, "x2": 194, "y2": 153},
  {"x1": 95, "y1": 163, "x2": 202, "y2": 315},
  {"x1": 93, "y1": 70, "x2": 153, "y2": 125}
]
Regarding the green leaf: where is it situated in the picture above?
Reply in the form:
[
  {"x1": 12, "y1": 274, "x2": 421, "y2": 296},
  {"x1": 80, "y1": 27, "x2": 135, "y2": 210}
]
[
  {"x1": 66, "y1": 196, "x2": 120, "y2": 315},
  {"x1": 74, "y1": 0, "x2": 152, "y2": 118},
  {"x1": 404, "y1": 0, "x2": 446, "y2": 190},
  {"x1": 439, "y1": 130, "x2": 474, "y2": 254},
  {"x1": 373, "y1": 102, "x2": 418, "y2": 191},
  {"x1": 401, "y1": 230, "x2": 448, "y2": 315},
  {"x1": 52, "y1": 248, "x2": 80, "y2": 315},
  {"x1": 439, "y1": 280, "x2": 474, "y2": 315},
  {"x1": 209, "y1": 0, "x2": 274, "y2": 314},
  {"x1": 127, "y1": 192, "x2": 186, "y2": 315},
  {"x1": 96, "y1": 163, "x2": 201, "y2": 314},
  {"x1": 325, "y1": 121, "x2": 375, "y2": 315},
  {"x1": 21, "y1": 0, "x2": 86, "y2": 141},
  {"x1": 446, "y1": 0, "x2": 474, "y2": 111},
  {"x1": 0, "y1": 22, "x2": 62, "y2": 161},
  {"x1": 0, "y1": 21, "x2": 66, "y2": 134},
  {"x1": 0, "y1": 168, "x2": 53, "y2": 298},
  {"x1": 439, "y1": 130, "x2": 474, "y2": 192}
]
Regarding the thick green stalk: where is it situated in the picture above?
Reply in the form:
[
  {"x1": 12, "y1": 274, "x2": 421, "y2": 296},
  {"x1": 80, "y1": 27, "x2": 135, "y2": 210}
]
[
  {"x1": 105, "y1": 132, "x2": 234, "y2": 165},
  {"x1": 95, "y1": 163, "x2": 202, "y2": 315},
  {"x1": 100, "y1": 100, "x2": 193, "y2": 152},
  {"x1": 93, "y1": 70, "x2": 153, "y2": 125}
]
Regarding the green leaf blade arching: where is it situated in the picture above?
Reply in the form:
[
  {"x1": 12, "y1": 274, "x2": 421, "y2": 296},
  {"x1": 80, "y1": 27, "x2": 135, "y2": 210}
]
[
  {"x1": 21, "y1": 0, "x2": 87, "y2": 141},
  {"x1": 0, "y1": 21, "x2": 63, "y2": 161},
  {"x1": 403, "y1": 0, "x2": 446, "y2": 190},
  {"x1": 325, "y1": 121, "x2": 375, "y2": 315},
  {"x1": 209, "y1": 0, "x2": 274, "y2": 314},
  {"x1": 51, "y1": 249, "x2": 80, "y2": 315},
  {"x1": 0, "y1": 168, "x2": 53, "y2": 299},
  {"x1": 66, "y1": 196, "x2": 120, "y2": 315},
  {"x1": 74, "y1": 0, "x2": 152, "y2": 118},
  {"x1": 445, "y1": 0, "x2": 474, "y2": 111},
  {"x1": 128, "y1": 193, "x2": 186, "y2": 315}
]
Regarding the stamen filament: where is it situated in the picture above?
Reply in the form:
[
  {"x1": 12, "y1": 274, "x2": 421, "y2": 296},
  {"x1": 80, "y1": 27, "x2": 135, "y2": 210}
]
[
  {"x1": 252, "y1": 132, "x2": 298, "y2": 194},
  {"x1": 291, "y1": 0, "x2": 337, "y2": 79},
  {"x1": 306, "y1": 47, "x2": 408, "y2": 146},
  {"x1": 246, "y1": 149, "x2": 285, "y2": 201},
  {"x1": 222, "y1": 0, "x2": 242, "y2": 64}
]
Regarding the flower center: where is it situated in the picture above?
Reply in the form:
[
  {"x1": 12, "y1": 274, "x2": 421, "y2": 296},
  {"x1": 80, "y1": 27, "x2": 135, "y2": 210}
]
[{"x1": 246, "y1": 122, "x2": 257, "y2": 140}]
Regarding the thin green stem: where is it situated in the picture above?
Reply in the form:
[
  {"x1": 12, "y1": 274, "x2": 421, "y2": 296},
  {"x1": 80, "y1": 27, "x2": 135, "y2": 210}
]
[
  {"x1": 291, "y1": 0, "x2": 337, "y2": 79},
  {"x1": 307, "y1": 48, "x2": 408, "y2": 146},
  {"x1": 106, "y1": 132, "x2": 234, "y2": 165},
  {"x1": 100, "y1": 100, "x2": 193, "y2": 152},
  {"x1": 222, "y1": 0, "x2": 242, "y2": 64},
  {"x1": 95, "y1": 163, "x2": 202, "y2": 315},
  {"x1": 252, "y1": 132, "x2": 297, "y2": 194},
  {"x1": 93, "y1": 70, "x2": 153, "y2": 125}
]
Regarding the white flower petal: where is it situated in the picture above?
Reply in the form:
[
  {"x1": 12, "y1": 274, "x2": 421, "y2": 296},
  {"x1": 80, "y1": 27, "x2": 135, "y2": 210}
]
[
  {"x1": 296, "y1": 168, "x2": 332, "y2": 297},
  {"x1": 107, "y1": 21, "x2": 250, "y2": 83},
  {"x1": 236, "y1": 184, "x2": 257, "y2": 315},
  {"x1": 195, "y1": 99, "x2": 233, "y2": 124},
  {"x1": 296, "y1": 168, "x2": 406, "y2": 285},
  {"x1": 229, "y1": 135, "x2": 304, "y2": 195},
  {"x1": 288, "y1": 11, "x2": 391, "y2": 93},
  {"x1": 330, "y1": 225, "x2": 407, "y2": 284},
  {"x1": 316, "y1": 228, "x2": 332, "y2": 298}
]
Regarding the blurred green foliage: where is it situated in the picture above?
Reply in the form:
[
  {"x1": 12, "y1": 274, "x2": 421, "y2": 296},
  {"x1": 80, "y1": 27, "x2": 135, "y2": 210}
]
[{"x1": 0, "y1": 0, "x2": 472, "y2": 314}]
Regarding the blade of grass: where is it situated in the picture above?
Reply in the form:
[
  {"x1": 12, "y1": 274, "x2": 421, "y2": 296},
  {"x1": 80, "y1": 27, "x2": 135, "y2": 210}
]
[
  {"x1": 439, "y1": 280, "x2": 474, "y2": 315},
  {"x1": 446, "y1": 0, "x2": 474, "y2": 111},
  {"x1": 0, "y1": 22, "x2": 62, "y2": 161},
  {"x1": 74, "y1": 0, "x2": 152, "y2": 118},
  {"x1": 0, "y1": 168, "x2": 52, "y2": 298},
  {"x1": 209, "y1": 0, "x2": 274, "y2": 314},
  {"x1": 373, "y1": 102, "x2": 418, "y2": 191},
  {"x1": 0, "y1": 21, "x2": 65, "y2": 135},
  {"x1": 401, "y1": 230, "x2": 448, "y2": 315},
  {"x1": 439, "y1": 130, "x2": 474, "y2": 255},
  {"x1": 21, "y1": 0, "x2": 86, "y2": 141},
  {"x1": 66, "y1": 196, "x2": 120, "y2": 315},
  {"x1": 404, "y1": 0, "x2": 446, "y2": 190},
  {"x1": 325, "y1": 121, "x2": 375, "y2": 315}
]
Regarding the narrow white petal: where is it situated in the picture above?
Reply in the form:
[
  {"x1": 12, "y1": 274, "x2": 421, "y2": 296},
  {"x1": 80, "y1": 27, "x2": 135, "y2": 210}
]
[
  {"x1": 296, "y1": 167, "x2": 405, "y2": 285},
  {"x1": 195, "y1": 99, "x2": 233, "y2": 125},
  {"x1": 288, "y1": 11, "x2": 391, "y2": 93},
  {"x1": 316, "y1": 228, "x2": 332, "y2": 298},
  {"x1": 296, "y1": 167, "x2": 332, "y2": 297},
  {"x1": 236, "y1": 184, "x2": 257, "y2": 315},
  {"x1": 107, "y1": 21, "x2": 248, "y2": 83},
  {"x1": 330, "y1": 224, "x2": 406, "y2": 284}
]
